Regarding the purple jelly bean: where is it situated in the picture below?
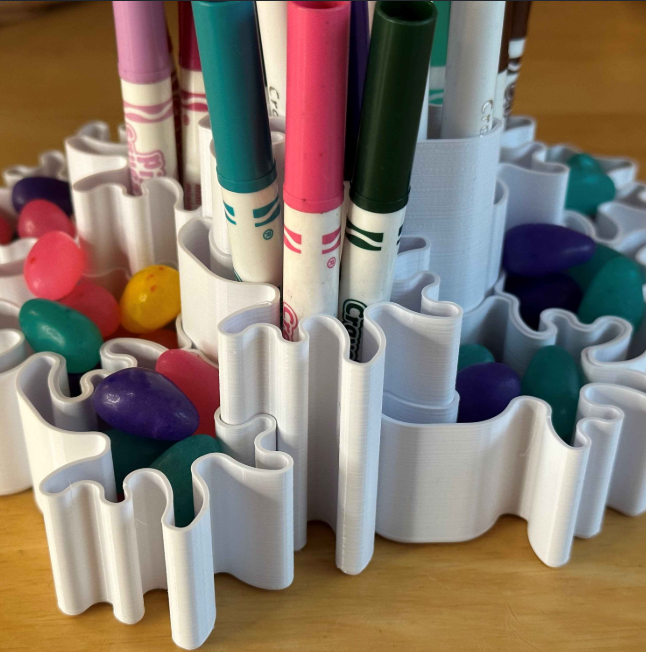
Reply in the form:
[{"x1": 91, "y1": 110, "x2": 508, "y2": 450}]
[
  {"x1": 456, "y1": 362, "x2": 521, "y2": 423},
  {"x1": 11, "y1": 176, "x2": 73, "y2": 216},
  {"x1": 93, "y1": 368, "x2": 199, "y2": 441},
  {"x1": 502, "y1": 224, "x2": 595, "y2": 277},
  {"x1": 505, "y1": 273, "x2": 583, "y2": 330}
]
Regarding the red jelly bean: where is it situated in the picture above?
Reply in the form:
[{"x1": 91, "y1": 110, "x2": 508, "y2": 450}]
[
  {"x1": 156, "y1": 349, "x2": 220, "y2": 437},
  {"x1": 17, "y1": 199, "x2": 75, "y2": 239},
  {"x1": 0, "y1": 209, "x2": 14, "y2": 245},
  {"x1": 24, "y1": 231, "x2": 85, "y2": 300},
  {"x1": 59, "y1": 280, "x2": 121, "y2": 338}
]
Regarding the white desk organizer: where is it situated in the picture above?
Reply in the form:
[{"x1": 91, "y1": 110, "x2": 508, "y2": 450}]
[{"x1": 1, "y1": 115, "x2": 646, "y2": 648}]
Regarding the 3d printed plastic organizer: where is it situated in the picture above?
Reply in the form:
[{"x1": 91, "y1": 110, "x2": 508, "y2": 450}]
[{"x1": 1, "y1": 115, "x2": 645, "y2": 650}]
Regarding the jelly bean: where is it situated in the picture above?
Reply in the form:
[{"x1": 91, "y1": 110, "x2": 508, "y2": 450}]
[
  {"x1": 156, "y1": 350, "x2": 220, "y2": 437},
  {"x1": 17, "y1": 199, "x2": 75, "y2": 239},
  {"x1": 60, "y1": 280, "x2": 120, "y2": 338},
  {"x1": 19, "y1": 299, "x2": 102, "y2": 373},
  {"x1": 93, "y1": 367, "x2": 199, "y2": 441},
  {"x1": 106, "y1": 428, "x2": 173, "y2": 498},
  {"x1": 578, "y1": 256, "x2": 644, "y2": 330},
  {"x1": 457, "y1": 343, "x2": 495, "y2": 371},
  {"x1": 0, "y1": 209, "x2": 15, "y2": 244},
  {"x1": 24, "y1": 231, "x2": 85, "y2": 300},
  {"x1": 120, "y1": 265, "x2": 181, "y2": 333},
  {"x1": 521, "y1": 346, "x2": 581, "y2": 445},
  {"x1": 566, "y1": 243, "x2": 621, "y2": 292},
  {"x1": 12, "y1": 176, "x2": 73, "y2": 216},
  {"x1": 138, "y1": 328, "x2": 179, "y2": 349},
  {"x1": 502, "y1": 224, "x2": 595, "y2": 277},
  {"x1": 456, "y1": 362, "x2": 521, "y2": 423},
  {"x1": 150, "y1": 435, "x2": 222, "y2": 527},
  {"x1": 565, "y1": 153, "x2": 616, "y2": 217},
  {"x1": 505, "y1": 273, "x2": 582, "y2": 330}
]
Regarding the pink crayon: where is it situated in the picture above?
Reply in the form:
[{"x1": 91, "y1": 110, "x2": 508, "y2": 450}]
[
  {"x1": 282, "y1": 1, "x2": 350, "y2": 340},
  {"x1": 112, "y1": 1, "x2": 178, "y2": 195}
]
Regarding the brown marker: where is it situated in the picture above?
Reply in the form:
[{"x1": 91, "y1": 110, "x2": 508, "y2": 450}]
[
  {"x1": 504, "y1": 0, "x2": 533, "y2": 118},
  {"x1": 493, "y1": 2, "x2": 512, "y2": 122}
]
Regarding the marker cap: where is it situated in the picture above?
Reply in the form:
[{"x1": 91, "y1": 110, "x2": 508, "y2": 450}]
[
  {"x1": 351, "y1": 1, "x2": 436, "y2": 214},
  {"x1": 113, "y1": 1, "x2": 172, "y2": 85},
  {"x1": 283, "y1": 1, "x2": 351, "y2": 214},
  {"x1": 192, "y1": 0, "x2": 276, "y2": 194},
  {"x1": 499, "y1": 2, "x2": 512, "y2": 73},
  {"x1": 510, "y1": 0, "x2": 532, "y2": 39},
  {"x1": 179, "y1": 1, "x2": 201, "y2": 72},
  {"x1": 430, "y1": 0, "x2": 450, "y2": 69}
]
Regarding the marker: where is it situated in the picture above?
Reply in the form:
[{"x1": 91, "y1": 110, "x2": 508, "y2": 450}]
[
  {"x1": 255, "y1": 1, "x2": 288, "y2": 118},
  {"x1": 282, "y1": 1, "x2": 350, "y2": 341},
  {"x1": 505, "y1": 1, "x2": 533, "y2": 117},
  {"x1": 113, "y1": 1, "x2": 178, "y2": 195},
  {"x1": 440, "y1": 1, "x2": 505, "y2": 139},
  {"x1": 179, "y1": 1, "x2": 208, "y2": 210},
  {"x1": 192, "y1": 1, "x2": 282, "y2": 287},
  {"x1": 493, "y1": 2, "x2": 512, "y2": 123},
  {"x1": 167, "y1": 31, "x2": 183, "y2": 184},
  {"x1": 339, "y1": 0, "x2": 436, "y2": 360},
  {"x1": 428, "y1": 0, "x2": 451, "y2": 106}
]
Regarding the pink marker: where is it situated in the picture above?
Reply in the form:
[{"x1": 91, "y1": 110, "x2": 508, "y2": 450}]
[
  {"x1": 112, "y1": 1, "x2": 178, "y2": 195},
  {"x1": 179, "y1": 2, "x2": 207, "y2": 210},
  {"x1": 282, "y1": 1, "x2": 350, "y2": 341}
]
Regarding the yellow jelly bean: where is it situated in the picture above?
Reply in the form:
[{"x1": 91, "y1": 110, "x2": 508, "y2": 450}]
[{"x1": 119, "y1": 265, "x2": 181, "y2": 333}]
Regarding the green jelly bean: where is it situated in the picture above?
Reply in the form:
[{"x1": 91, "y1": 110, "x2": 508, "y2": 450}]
[
  {"x1": 19, "y1": 298, "x2": 103, "y2": 373},
  {"x1": 578, "y1": 256, "x2": 644, "y2": 330},
  {"x1": 522, "y1": 346, "x2": 581, "y2": 445},
  {"x1": 106, "y1": 429, "x2": 173, "y2": 496},
  {"x1": 458, "y1": 343, "x2": 495, "y2": 371},
  {"x1": 565, "y1": 153, "x2": 616, "y2": 218},
  {"x1": 566, "y1": 243, "x2": 621, "y2": 292},
  {"x1": 150, "y1": 434, "x2": 223, "y2": 527}
]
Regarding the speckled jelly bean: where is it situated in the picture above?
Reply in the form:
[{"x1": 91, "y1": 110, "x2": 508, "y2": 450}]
[
  {"x1": 150, "y1": 435, "x2": 223, "y2": 527},
  {"x1": 19, "y1": 299, "x2": 103, "y2": 373},
  {"x1": 502, "y1": 224, "x2": 595, "y2": 277},
  {"x1": 60, "y1": 280, "x2": 120, "y2": 338},
  {"x1": 93, "y1": 367, "x2": 199, "y2": 441},
  {"x1": 12, "y1": 176, "x2": 73, "y2": 216},
  {"x1": 456, "y1": 362, "x2": 521, "y2": 423},
  {"x1": 0, "y1": 209, "x2": 15, "y2": 245},
  {"x1": 565, "y1": 153, "x2": 616, "y2": 217},
  {"x1": 17, "y1": 199, "x2": 75, "y2": 239},
  {"x1": 156, "y1": 350, "x2": 220, "y2": 437},
  {"x1": 120, "y1": 265, "x2": 181, "y2": 333},
  {"x1": 24, "y1": 231, "x2": 85, "y2": 300}
]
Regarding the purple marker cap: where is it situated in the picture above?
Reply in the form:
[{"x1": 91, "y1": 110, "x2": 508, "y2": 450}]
[
  {"x1": 113, "y1": 1, "x2": 172, "y2": 84},
  {"x1": 179, "y1": 1, "x2": 201, "y2": 72}
]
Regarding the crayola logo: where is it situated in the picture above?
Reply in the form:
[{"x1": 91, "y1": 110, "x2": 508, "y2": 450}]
[
  {"x1": 345, "y1": 217, "x2": 383, "y2": 251},
  {"x1": 342, "y1": 298, "x2": 367, "y2": 361}
]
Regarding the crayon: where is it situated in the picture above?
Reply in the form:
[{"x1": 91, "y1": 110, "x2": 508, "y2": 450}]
[
  {"x1": 179, "y1": 1, "x2": 208, "y2": 210},
  {"x1": 256, "y1": 1, "x2": 288, "y2": 118},
  {"x1": 113, "y1": 1, "x2": 178, "y2": 195},
  {"x1": 282, "y1": 1, "x2": 350, "y2": 341},
  {"x1": 504, "y1": 1, "x2": 533, "y2": 117},
  {"x1": 339, "y1": 0, "x2": 436, "y2": 360},
  {"x1": 193, "y1": 0, "x2": 283, "y2": 287},
  {"x1": 440, "y1": 1, "x2": 505, "y2": 139},
  {"x1": 493, "y1": 2, "x2": 512, "y2": 123}
]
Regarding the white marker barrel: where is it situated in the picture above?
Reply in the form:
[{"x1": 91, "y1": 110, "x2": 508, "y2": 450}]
[
  {"x1": 121, "y1": 78, "x2": 178, "y2": 195},
  {"x1": 256, "y1": 1, "x2": 288, "y2": 118},
  {"x1": 220, "y1": 179, "x2": 283, "y2": 286},
  {"x1": 338, "y1": 203, "x2": 405, "y2": 360},
  {"x1": 282, "y1": 205, "x2": 342, "y2": 341},
  {"x1": 180, "y1": 68, "x2": 208, "y2": 210}
]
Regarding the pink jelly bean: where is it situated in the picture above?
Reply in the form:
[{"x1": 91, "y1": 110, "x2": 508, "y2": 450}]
[
  {"x1": 60, "y1": 280, "x2": 121, "y2": 338},
  {"x1": 24, "y1": 231, "x2": 85, "y2": 300},
  {"x1": 17, "y1": 199, "x2": 75, "y2": 239},
  {"x1": 155, "y1": 349, "x2": 220, "y2": 437},
  {"x1": 0, "y1": 209, "x2": 14, "y2": 245}
]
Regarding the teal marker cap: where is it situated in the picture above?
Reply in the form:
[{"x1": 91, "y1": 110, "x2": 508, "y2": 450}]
[
  {"x1": 350, "y1": 1, "x2": 436, "y2": 214},
  {"x1": 192, "y1": 1, "x2": 276, "y2": 194}
]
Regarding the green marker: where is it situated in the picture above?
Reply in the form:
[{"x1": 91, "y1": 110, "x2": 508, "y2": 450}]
[
  {"x1": 429, "y1": 1, "x2": 451, "y2": 106},
  {"x1": 339, "y1": 1, "x2": 437, "y2": 361},
  {"x1": 192, "y1": 1, "x2": 283, "y2": 287}
]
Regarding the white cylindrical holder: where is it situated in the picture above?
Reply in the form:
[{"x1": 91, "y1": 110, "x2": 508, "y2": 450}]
[{"x1": 404, "y1": 120, "x2": 503, "y2": 311}]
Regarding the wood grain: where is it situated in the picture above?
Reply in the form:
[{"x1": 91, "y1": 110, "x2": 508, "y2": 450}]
[{"x1": 1, "y1": 2, "x2": 646, "y2": 650}]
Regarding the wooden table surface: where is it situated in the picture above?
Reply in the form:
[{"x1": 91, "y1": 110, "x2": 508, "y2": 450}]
[{"x1": 2, "y1": 2, "x2": 646, "y2": 650}]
